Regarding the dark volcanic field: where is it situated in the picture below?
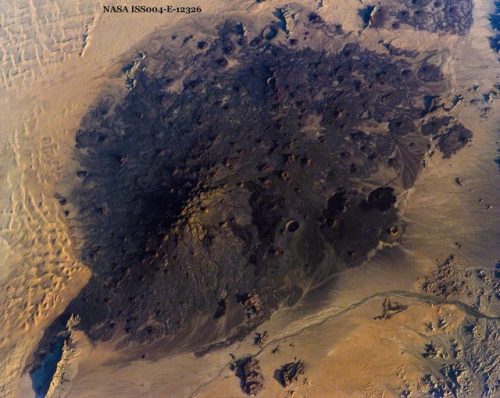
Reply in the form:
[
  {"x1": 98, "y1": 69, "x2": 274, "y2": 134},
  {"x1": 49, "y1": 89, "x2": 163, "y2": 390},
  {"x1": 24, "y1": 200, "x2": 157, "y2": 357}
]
[
  {"x1": 31, "y1": 14, "x2": 474, "y2": 383},
  {"x1": 362, "y1": 0, "x2": 473, "y2": 34}
]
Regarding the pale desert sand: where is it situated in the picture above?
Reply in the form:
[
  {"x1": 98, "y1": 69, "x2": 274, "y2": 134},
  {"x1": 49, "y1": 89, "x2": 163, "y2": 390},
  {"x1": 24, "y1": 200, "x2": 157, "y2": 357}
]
[{"x1": 0, "y1": 0, "x2": 499, "y2": 397}]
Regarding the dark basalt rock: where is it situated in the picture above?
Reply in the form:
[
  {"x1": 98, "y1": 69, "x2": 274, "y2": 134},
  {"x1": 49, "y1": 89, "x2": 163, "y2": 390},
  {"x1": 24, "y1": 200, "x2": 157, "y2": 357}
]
[
  {"x1": 418, "y1": 62, "x2": 443, "y2": 82},
  {"x1": 369, "y1": 7, "x2": 388, "y2": 29},
  {"x1": 373, "y1": 297, "x2": 408, "y2": 320},
  {"x1": 365, "y1": 187, "x2": 397, "y2": 212},
  {"x1": 262, "y1": 25, "x2": 278, "y2": 40},
  {"x1": 421, "y1": 116, "x2": 453, "y2": 136},
  {"x1": 307, "y1": 12, "x2": 324, "y2": 24},
  {"x1": 30, "y1": 335, "x2": 67, "y2": 398},
  {"x1": 362, "y1": 0, "x2": 473, "y2": 35},
  {"x1": 231, "y1": 356, "x2": 264, "y2": 396},
  {"x1": 213, "y1": 298, "x2": 227, "y2": 319},
  {"x1": 438, "y1": 124, "x2": 473, "y2": 158},
  {"x1": 237, "y1": 293, "x2": 263, "y2": 321},
  {"x1": 322, "y1": 191, "x2": 399, "y2": 265},
  {"x1": 275, "y1": 359, "x2": 305, "y2": 387},
  {"x1": 389, "y1": 114, "x2": 416, "y2": 136},
  {"x1": 489, "y1": 1, "x2": 500, "y2": 54},
  {"x1": 32, "y1": 17, "x2": 472, "y2": 360},
  {"x1": 383, "y1": 42, "x2": 419, "y2": 58},
  {"x1": 359, "y1": 6, "x2": 376, "y2": 28},
  {"x1": 253, "y1": 331, "x2": 268, "y2": 347},
  {"x1": 323, "y1": 189, "x2": 347, "y2": 226}
]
